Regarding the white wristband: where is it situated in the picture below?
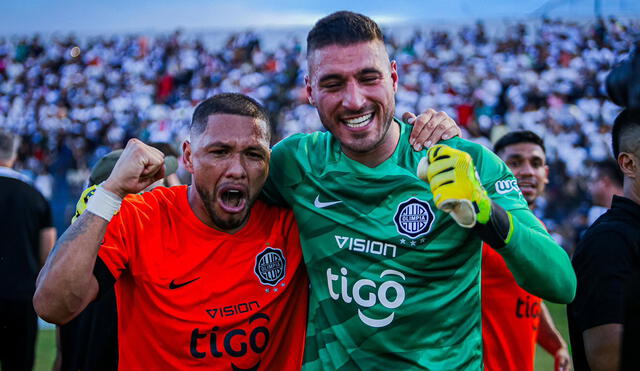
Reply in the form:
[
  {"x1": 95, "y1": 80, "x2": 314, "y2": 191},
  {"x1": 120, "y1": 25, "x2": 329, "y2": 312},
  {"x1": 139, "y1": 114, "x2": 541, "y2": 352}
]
[{"x1": 86, "y1": 186, "x2": 123, "y2": 221}]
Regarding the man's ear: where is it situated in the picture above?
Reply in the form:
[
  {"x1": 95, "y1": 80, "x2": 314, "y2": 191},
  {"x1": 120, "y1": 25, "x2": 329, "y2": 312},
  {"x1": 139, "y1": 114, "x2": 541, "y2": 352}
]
[
  {"x1": 305, "y1": 75, "x2": 315, "y2": 106},
  {"x1": 544, "y1": 164, "x2": 550, "y2": 185},
  {"x1": 390, "y1": 60, "x2": 399, "y2": 93},
  {"x1": 618, "y1": 152, "x2": 637, "y2": 179},
  {"x1": 182, "y1": 140, "x2": 194, "y2": 174}
]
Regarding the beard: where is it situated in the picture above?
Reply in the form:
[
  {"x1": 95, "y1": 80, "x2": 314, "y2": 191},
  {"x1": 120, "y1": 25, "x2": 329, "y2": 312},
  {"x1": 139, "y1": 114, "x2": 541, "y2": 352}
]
[{"x1": 195, "y1": 182, "x2": 254, "y2": 231}]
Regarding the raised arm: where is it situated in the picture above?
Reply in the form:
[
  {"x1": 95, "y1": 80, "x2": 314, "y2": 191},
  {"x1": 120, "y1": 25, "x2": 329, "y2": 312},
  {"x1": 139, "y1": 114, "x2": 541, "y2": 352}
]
[
  {"x1": 419, "y1": 143, "x2": 576, "y2": 303},
  {"x1": 33, "y1": 139, "x2": 166, "y2": 324}
]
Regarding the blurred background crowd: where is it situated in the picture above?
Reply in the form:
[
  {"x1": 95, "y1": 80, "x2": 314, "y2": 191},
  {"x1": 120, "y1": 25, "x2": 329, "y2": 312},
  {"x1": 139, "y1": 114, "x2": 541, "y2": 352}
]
[{"x1": 1, "y1": 16, "x2": 638, "y2": 252}]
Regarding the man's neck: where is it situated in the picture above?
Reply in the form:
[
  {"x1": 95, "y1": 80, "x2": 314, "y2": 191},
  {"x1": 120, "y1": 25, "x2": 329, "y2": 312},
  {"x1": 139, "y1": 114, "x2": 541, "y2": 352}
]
[{"x1": 623, "y1": 179, "x2": 640, "y2": 207}]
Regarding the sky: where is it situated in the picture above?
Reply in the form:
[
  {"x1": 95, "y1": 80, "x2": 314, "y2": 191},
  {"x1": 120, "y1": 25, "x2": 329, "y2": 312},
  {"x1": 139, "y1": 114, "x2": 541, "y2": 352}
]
[{"x1": 0, "y1": 0, "x2": 638, "y2": 35}]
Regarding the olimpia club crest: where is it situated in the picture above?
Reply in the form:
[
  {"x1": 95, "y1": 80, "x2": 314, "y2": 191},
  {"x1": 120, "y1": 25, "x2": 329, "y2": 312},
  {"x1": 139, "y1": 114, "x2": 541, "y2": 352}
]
[
  {"x1": 254, "y1": 247, "x2": 286, "y2": 286},
  {"x1": 394, "y1": 198, "x2": 435, "y2": 239}
]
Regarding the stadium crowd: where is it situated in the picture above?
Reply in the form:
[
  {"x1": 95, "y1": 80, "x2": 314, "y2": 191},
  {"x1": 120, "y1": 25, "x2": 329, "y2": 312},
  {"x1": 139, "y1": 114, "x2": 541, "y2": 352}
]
[{"x1": 0, "y1": 17, "x2": 638, "y2": 250}]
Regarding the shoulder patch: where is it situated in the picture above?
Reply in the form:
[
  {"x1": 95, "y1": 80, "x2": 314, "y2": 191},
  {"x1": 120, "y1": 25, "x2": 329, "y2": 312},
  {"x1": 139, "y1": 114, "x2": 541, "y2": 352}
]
[{"x1": 494, "y1": 179, "x2": 520, "y2": 195}]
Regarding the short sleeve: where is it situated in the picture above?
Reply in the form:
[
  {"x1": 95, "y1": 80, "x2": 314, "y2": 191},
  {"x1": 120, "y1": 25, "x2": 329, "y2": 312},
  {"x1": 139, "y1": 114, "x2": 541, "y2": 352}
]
[
  {"x1": 570, "y1": 228, "x2": 634, "y2": 331},
  {"x1": 96, "y1": 201, "x2": 133, "y2": 284},
  {"x1": 37, "y1": 189, "x2": 53, "y2": 229}
]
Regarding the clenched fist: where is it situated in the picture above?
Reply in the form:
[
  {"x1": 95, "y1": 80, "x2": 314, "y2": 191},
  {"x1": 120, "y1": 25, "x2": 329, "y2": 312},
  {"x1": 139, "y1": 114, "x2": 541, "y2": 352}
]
[{"x1": 102, "y1": 139, "x2": 166, "y2": 198}]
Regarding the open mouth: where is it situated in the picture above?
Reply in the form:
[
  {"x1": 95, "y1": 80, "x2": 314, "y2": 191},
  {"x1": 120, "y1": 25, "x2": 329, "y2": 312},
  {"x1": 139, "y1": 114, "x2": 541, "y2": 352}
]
[
  {"x1": 342, "y1": 112, "x2": 374, "y2": 129},
  {"x1": 217, "y1": 187, "x2": 247, "y2": 213}
]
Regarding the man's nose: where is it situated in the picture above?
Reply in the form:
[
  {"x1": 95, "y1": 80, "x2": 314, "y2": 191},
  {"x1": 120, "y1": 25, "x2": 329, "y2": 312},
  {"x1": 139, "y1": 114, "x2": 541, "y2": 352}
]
[
  {"x1": 341, "y1": 81, "x2": 366, "y2": 111},
  {"x1": 224, "y1": 155, "x2": 247, "y2": 179},
  {"x1": 517, "y1": 162, "x2": 535, "y2": 177}
]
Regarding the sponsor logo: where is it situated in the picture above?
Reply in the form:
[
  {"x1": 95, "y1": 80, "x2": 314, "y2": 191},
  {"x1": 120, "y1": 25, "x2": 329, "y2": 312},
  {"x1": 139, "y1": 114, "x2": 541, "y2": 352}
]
[
  {"x1": 254, "y1": 247, "x2": 286, "y2": 286},
  {"x1": 169, "y1": 277, "x2": 200, "y2": 289},
  {"x1": 206, "y1": 301, "x2": 261, "y2": 319},
  {"x1": 495, "y1": 179, "x2": 520, "y2": 195},
  {"x1": 516, "y1": 295, "x2": 541, "y2": 331},
  {"x1": 393, "y1": 198, "x2": 434, "y2": 239},
  {"x1": 190, "y1": 312, "x2": 270, "y2": 370},
  {"x1": 335, "y1": 235, "x2": 397, "y2": 258},
  {"x1": 327, "y1": 267, "x2": 406, "y2": 328},
  {"x1": 314, "y1": 195, "x2": 343, "y2": 208},
  {"x1": 516, "y1": 295, "x2": 540, "y2": 319}
]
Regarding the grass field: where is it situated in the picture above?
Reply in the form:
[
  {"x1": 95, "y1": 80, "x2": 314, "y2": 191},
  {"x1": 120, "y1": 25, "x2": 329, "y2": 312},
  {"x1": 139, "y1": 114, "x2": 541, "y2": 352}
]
[
  {"x1": 33, "y1": 302, "x2": 570, "y2": 370},
  {"x1": 34, "y1": 327, "x2": 56, "y2": 371},
  {"x1": 534, "y1": 302, "x2": 571, "y2": 370}
]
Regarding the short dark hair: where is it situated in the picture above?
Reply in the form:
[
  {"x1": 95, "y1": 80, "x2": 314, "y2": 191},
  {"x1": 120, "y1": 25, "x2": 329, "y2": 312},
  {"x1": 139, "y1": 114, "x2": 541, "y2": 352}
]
[
  {"x1": 0, "y1": 129, "x2": 18, "y2": 162},
  {"x1": 612, "y1": 109, "x2": 640, "y2": 158},
  {"x1": 190, "y1": 93, "x2": 271, "y2": 140},
  {"x1": 493, "y1": 130, "x2": 546, "y2": 155},
  {"x1": 593, "y1": 159, "x2": 624, "y2": 187},
  {"x1": 307, "y1": 11, "x2": 384, "y2": 55}
]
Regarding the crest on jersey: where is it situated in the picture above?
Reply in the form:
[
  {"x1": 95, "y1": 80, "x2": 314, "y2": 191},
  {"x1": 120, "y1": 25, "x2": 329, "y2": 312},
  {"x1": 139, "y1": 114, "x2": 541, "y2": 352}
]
[
  {"x1": 254, "y1": 247, "x2": 286, "y2": 286},
  {"x1": 394, "y1": 198, "x2": 435, "y2": 239}
]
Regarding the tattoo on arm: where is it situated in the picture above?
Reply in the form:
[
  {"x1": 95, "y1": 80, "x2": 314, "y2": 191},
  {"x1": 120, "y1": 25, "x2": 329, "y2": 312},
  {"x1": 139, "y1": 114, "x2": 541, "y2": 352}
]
[{"x1": 48, "y1": 212, "x2": 108, "y2": 262}]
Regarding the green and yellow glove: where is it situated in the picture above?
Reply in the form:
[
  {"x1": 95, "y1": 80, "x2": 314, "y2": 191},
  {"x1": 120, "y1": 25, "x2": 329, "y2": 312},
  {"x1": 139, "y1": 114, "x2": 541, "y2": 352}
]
[
  {"x1": 71, "y1": 184, "x2": 99, "y2": 224},
  {"x1": 417, "y1": 144, "x2": 514, "y2": 248}
]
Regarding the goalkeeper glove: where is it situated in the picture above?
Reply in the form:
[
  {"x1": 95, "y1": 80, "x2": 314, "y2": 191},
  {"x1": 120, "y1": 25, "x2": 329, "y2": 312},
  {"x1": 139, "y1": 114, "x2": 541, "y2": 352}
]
[
  {"x1": 417, "y1": 144, "x2": 514, "y2": 248},
  {"x1": 71, "y1": 184, "x2": 98, "y2": 224}
]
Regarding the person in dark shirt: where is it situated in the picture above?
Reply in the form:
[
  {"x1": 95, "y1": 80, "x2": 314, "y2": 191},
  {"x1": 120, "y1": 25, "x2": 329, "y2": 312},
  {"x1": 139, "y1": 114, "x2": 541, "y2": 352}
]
[
  {"x1": 0, "y1": 129, "x2": 56, "y2": 371},
  {"x1": 567, "y1": 109, "x2": 640, "y2": 371}
]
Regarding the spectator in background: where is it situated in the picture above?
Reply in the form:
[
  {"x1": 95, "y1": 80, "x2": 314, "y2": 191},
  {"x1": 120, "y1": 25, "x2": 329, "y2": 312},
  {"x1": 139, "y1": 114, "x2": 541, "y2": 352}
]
[
  {"x1": 568, "y1": 109, "x2": 640, "y2": 371},
  {"x1": 587, "y1": 159, "x2": 624, "y2": 224},
  {"x1": 483, "y1": 130, "x2": 571, "y2": 371},
  {"x1": 0, "y1": 129, "x2": 56, "y2": 371}
]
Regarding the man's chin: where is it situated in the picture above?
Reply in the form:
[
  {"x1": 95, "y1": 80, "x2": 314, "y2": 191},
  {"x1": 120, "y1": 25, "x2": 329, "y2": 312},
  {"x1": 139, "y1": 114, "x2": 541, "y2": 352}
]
[
  {"x1": 213, "y1": 216, "x2": 247, "y2": 231},
  {"x1": 203, "y1": 203, "x2": 248, "y2": 232}
]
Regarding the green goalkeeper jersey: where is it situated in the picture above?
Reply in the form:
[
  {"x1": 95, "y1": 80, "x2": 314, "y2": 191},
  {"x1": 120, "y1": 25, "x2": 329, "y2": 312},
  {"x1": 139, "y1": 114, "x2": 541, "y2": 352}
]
[{"x1": 263, "y1": 120, "x2": 575, "y2": 370}]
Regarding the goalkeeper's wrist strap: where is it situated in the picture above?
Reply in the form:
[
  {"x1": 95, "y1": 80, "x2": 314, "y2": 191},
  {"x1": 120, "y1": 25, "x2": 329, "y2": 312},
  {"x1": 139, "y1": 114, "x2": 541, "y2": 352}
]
[
  {"x1": 472, "y1": 201, "x2": 514, "y2": 249},
  {"x1": 86, "y1": 186, "x2": 123, "y2": 222}
]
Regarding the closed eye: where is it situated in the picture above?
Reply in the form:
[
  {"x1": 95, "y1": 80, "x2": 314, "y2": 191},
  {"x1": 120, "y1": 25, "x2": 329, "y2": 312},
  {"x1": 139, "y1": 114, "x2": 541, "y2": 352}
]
[
  {"x1": 209, "y1": 148, "x2": 228, "y2": 156},
  {"x1": 247, "y1": 151, "x2": 266, "y2": 160}
]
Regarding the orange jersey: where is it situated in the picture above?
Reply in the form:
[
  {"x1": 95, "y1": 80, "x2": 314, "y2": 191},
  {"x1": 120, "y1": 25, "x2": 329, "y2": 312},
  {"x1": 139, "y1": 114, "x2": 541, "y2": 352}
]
[
  {"x1": 97, "y1": 186, "x2": 308, "y2": 370},
  {"x1": 482, "y1": 243, "x2": 541, "y2": 371}
]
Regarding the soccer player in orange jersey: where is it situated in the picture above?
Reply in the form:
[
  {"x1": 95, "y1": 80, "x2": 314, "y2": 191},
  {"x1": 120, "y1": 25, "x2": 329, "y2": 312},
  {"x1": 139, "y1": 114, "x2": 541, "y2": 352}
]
[
  {"x1": 482, "y1": 130, "x2": 572, "y2": 371},
  {"x1": 34, "y1": 93, "x2": 308, "y2": 370}
]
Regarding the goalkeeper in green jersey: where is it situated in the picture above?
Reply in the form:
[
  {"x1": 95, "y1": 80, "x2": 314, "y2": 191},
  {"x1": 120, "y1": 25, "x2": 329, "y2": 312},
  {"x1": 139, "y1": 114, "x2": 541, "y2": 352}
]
[{"x1": 262, "y1": 11, "x2": 576, "y2": 370}]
